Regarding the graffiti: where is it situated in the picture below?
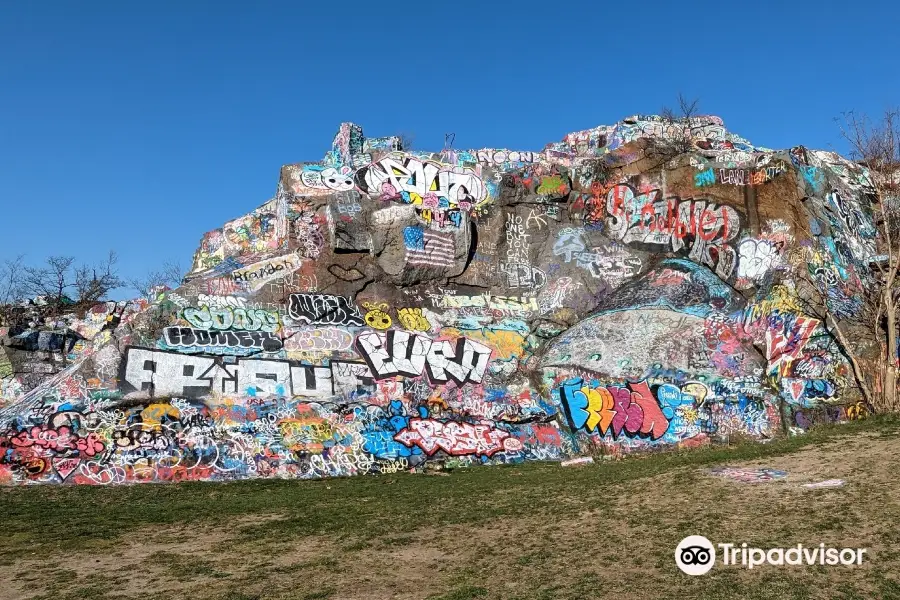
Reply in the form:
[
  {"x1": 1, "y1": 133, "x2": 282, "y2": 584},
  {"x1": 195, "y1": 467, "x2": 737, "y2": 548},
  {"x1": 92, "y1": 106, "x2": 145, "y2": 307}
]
[
  {"x1": 571, "y1": 181, "x2": 607, "y2": 227},
  {"x1": 576, "y1": 248, "x2": 642, "y2": 284},
  {"x1": 766, "y1": 313, "x2": 821, "y2": 371},
  {"x1": 846, "y1": 401, "x2": 870, "y2": 421},
  {"x1": 291, "y1": 206, "x2": 325, "y2": 259},
  {"x1": 283, "y1": 327, "x2": 354, "y2": 353},
  {"x1": 605, "y1": 184, "x2": 741, "y2": 278},
  {"x1": 371, "y1": 204, "x2": 415, "y2": 226},
  {"x1": 432, "y1": 294, "x2": 539, "y2": 314},
  {"x1": 694, "y1": 163, "x2": 787, "y2": 187},
  {"x1": 397, "y1": 308, "x2": 431, "y2": 332},
  {"x1": 199, "y1": 276, "x2": 242, "y2": 296},
  {"x1": 120, "y1": 348, "x2": 333, "y2": 398},
  {"x1": 231, "y1": 254, "x2": 302, "y2": 290},
  {"x1": 504, "y1": 212, "x2": 541, "y2": 287},
  {"x1": 196, "y1": 294, "x2": 247, "y2": 309},
  {"x1": 709, "y1": 467, "x2": 787, "y2": 483},
  {"x1": 558, "y1": 378, "x2": 675, "y2": 441},
  {"x1": 51, "y1": 457, "x2": 82, "y2": 481},
  {"x1": 1, "y1": 115, "x2": 885, "y2": 486},
  {"x1": 224, "y1": 209, "x2": 281, "y2": 253},
  {"x1": 737, "y1": 239, "x2": 779, "y2": 282},
  {"x1": 500, "y1": 263, "x2": 546, "y2": 289},
  {"x1": 536, "y1": 175, "x2": 569, "y2": 196},
  {"x1": 6, "y1": 425, "x2": 105, "y2": 457},
  {"x1": 394, "y1": 418, "x2": 522, "y2": 457},
  {"x1": 288, "y1": 293, "x2": 365, "y2": 326},
  {"x1": 415, "y1": 206, "x2": 463, "y2": 229},
  {"x1": 475, "y1": 149, "x2": 535, "y2": 165},
  {"x1": 362, "y1": 302, "x2": 393, "y2": 330},
  {"x1": 553, "y1": 228, "x2": 586, "y2": 263},
  {"x1": 190, "y1": 203, "x2": 286, "y2": 275},
  {"x1": 355, "y1": 153, "x2": 487, "y2": 210},
  {"x1": 694, "y1": 168, "x2": 716, "y2": 187},
  {"x1": 799, "y1": 166, "x2": 825, "y2": 192},
  {"x1": 300, "y1": 165, "x2": 356, "y2": 192},
  {"x1": 539, "y1": 277, "x2": 582, "y2": 314},
  {"x1": 334, "y1": 194, "x2": 363, "y2": 217},
  {"x1": 182, "y1": 306, "x2": 280, "y2": 332},
  {"x1": 827, "y1": 191, "x2": 877, "y2": 242},
  {"x1": 794, "y1": 401, "x2": 870, "y2": 429},
  {"x1": 355, "y1": 331, "x2": 491, "y2": 385},
  {"x1": 782, "y1": 377, "x2": 836, "y2": 406},
  {"x1": 403, "y1": 226, "x2": 455, "y2": 268},
  {"x1": 525, "y1": 208, "x2": 548, "y2": 231},
  {"x1": 162, "y1": 327, "x2": 283, "y2": 353}
]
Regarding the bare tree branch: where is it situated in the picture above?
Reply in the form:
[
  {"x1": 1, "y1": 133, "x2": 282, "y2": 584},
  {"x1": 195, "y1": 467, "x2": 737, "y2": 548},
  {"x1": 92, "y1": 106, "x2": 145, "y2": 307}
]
[
  {"x1": 826, "y1": 108, "x2": 900, "y2": 411},
  {"x1": 0, "y1": 255, "x2": 25, "y2": 305},
  {"x1": 21, "y1": 256, "x2": 76, "y2": 316},
  {"x1": 74, "y1": 251, "x2": 123, "y2": 305},
  {"x1": 129, "y1": 260, "x2": 184, "y2": 299}
]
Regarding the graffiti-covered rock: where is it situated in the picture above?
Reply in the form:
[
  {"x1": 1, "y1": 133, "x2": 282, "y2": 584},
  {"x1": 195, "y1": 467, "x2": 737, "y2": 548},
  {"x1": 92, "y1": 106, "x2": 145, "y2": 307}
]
[{"x1": 0, "y1": 114, "x2": 880, "y2": 484}]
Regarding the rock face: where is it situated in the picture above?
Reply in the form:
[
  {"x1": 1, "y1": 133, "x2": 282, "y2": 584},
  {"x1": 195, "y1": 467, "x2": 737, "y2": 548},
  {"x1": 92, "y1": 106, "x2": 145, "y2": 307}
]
[{"x1": 0, "y1": 115, "x2": 879, "y2": 484}]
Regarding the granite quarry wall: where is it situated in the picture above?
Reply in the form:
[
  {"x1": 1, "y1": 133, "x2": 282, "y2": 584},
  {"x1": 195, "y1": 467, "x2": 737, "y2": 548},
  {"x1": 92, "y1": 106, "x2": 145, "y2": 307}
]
[{"x1": 0, "y1": 115, "x2": 879, "y2": 484}]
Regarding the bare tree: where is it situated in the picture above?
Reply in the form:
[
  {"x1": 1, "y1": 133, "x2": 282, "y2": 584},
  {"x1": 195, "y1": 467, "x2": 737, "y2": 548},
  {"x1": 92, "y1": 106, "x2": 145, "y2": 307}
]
[
  {"x1": 397, "y1": 132, "x2": 415, "y2": 151},
  {"x1": 0, "y1": 255, "x2": 25, "y2": 304},
  {"x1": 22, "y1": 256, "x2": 76, "y2": 313},
  {"x1": 129, "y1": 260, "x2": 185, "y2": 299},
  {"x1": 787, "y1": 109, "x2": 900, "y2": 412},
  {"x1": 628, "y1": 93, "x2": 704, "y2": 171},
  {"x1": 73, "y1": 251, "x2": 124, "y2": 305},
  {"x1": 660, "y1": 92, "x2": 701, "y2": 125},
  {"x1": 832, "y1": 108, "x2": 900, "y2": 411},
  {"x1": 21, "y1": 252, "x2": 123, "y2": 316},
  {"x1": 788, "y1": 265, "x2": 878, "y2": 409}
]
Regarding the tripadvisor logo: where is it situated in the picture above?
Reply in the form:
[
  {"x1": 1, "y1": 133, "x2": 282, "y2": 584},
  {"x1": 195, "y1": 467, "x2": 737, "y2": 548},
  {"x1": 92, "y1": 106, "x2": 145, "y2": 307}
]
[
  {"x1": 675, "y1": 536, "x2": 716, "y2": 575},
  {"x1": 675, "y1": 536, "x2": 867, "y2": 575}
]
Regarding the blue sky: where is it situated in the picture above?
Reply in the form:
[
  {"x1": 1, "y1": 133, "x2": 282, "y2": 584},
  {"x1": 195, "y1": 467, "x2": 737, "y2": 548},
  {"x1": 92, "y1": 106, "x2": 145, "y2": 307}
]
[{"x1": 2, "y1": 1, "x2": 898, "y2": 296}]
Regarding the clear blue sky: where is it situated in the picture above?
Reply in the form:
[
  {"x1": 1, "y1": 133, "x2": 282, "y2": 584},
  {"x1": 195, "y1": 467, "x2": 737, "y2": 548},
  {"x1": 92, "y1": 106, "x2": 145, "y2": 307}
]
[{"x1": 2, "y1": 1, "x2": 898, "y2": 296}]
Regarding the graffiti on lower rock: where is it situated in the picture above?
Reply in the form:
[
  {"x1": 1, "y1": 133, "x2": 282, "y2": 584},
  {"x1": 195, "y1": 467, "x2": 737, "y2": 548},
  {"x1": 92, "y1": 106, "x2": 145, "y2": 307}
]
[
  {"x1": 394, "y1": 418, "x2": 523, "y2": 456},
  {"x1": 355, "y1": 331, "x2": 491, "y2": 385},
  {"x1": 288, "y1": 293, "x2": 365, "y2": 326},
  {"x1": 182, "y1": 306, "x2": 280, "y2": 332}
]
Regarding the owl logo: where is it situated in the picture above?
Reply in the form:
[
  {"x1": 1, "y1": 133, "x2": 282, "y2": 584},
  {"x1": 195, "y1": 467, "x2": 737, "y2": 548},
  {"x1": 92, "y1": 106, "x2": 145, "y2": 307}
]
[{"x1": 362, "y1": 302, "x2": 392, "y2": 330}]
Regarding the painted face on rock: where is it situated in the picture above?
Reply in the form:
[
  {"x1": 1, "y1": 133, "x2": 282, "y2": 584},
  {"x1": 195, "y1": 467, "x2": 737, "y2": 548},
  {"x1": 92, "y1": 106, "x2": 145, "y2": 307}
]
[{"x1": 320, "y1": 167, "x2": 354, "y2": 191}]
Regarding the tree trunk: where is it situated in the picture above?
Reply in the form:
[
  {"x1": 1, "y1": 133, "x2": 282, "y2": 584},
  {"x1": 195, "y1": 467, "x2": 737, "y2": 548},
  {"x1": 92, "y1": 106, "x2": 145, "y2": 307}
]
[
  {"x1": 885, "y1": 301, "x2": 898, "y2": 411},
  {"x1": 827, "y1": 315, "x2": 876, "y2": 408}
]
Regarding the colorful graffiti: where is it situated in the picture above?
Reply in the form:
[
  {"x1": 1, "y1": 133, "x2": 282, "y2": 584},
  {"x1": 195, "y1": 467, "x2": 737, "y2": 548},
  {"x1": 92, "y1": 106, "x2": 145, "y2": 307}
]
[
  {"x1": 0, "y1": 114, "x2": 878, "y2": 486},
  {"x1": 355, "y1": 153, "x2": 488, "y2": 210}
]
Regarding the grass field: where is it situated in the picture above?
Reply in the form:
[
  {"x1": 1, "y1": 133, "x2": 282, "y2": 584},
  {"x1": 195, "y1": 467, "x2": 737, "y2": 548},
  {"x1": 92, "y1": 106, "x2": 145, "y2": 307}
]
[{"x1": 3, "y1": 418, "x2": 900, "y2": 600}]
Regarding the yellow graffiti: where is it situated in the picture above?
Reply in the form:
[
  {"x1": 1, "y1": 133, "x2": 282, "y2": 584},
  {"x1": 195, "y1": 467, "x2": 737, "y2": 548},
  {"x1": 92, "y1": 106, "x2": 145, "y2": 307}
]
[
  {"x1": 582, "y1": 386, "x2": 615, "y2": 434},
  {"x1": 279, "y1": 418, "x2": 334, "y2": 453},
  {"x1": 362, "y1": 302, "x2": 392, "y2": 329},
  {"x1": 397, "y1": 307, "x2": 430, "y2": 331},
  {"x1": 140, "y1": 403, "x2": 180, "y2": 427},
  {"x1": 681, "y1": 382, "x2": 708, "y2": 406},
  {"x1": 744, "y1": 285, "x2": 803, "y2": 326},
  {"x1": 681, "y1": 406, "x2": 699, "y2": 425},
  {"x1": 846, "y1": 401, "x2": 870, "y2": 421},
  {"x1": 443, "y1": 328, "x2": 527, "y2": 360}
]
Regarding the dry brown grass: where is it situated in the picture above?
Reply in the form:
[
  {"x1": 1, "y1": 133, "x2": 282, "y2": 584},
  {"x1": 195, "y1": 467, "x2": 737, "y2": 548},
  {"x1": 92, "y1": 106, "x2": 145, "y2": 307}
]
[{"x1": 2, "y1": 418, "x2": 900, "y2": 600}]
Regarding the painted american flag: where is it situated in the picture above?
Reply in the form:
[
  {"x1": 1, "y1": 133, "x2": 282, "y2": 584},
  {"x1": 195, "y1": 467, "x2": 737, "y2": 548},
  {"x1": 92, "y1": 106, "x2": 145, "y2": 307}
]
[{"x1": 403, "y1": 226, "x2": 455, "y2": 267}]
